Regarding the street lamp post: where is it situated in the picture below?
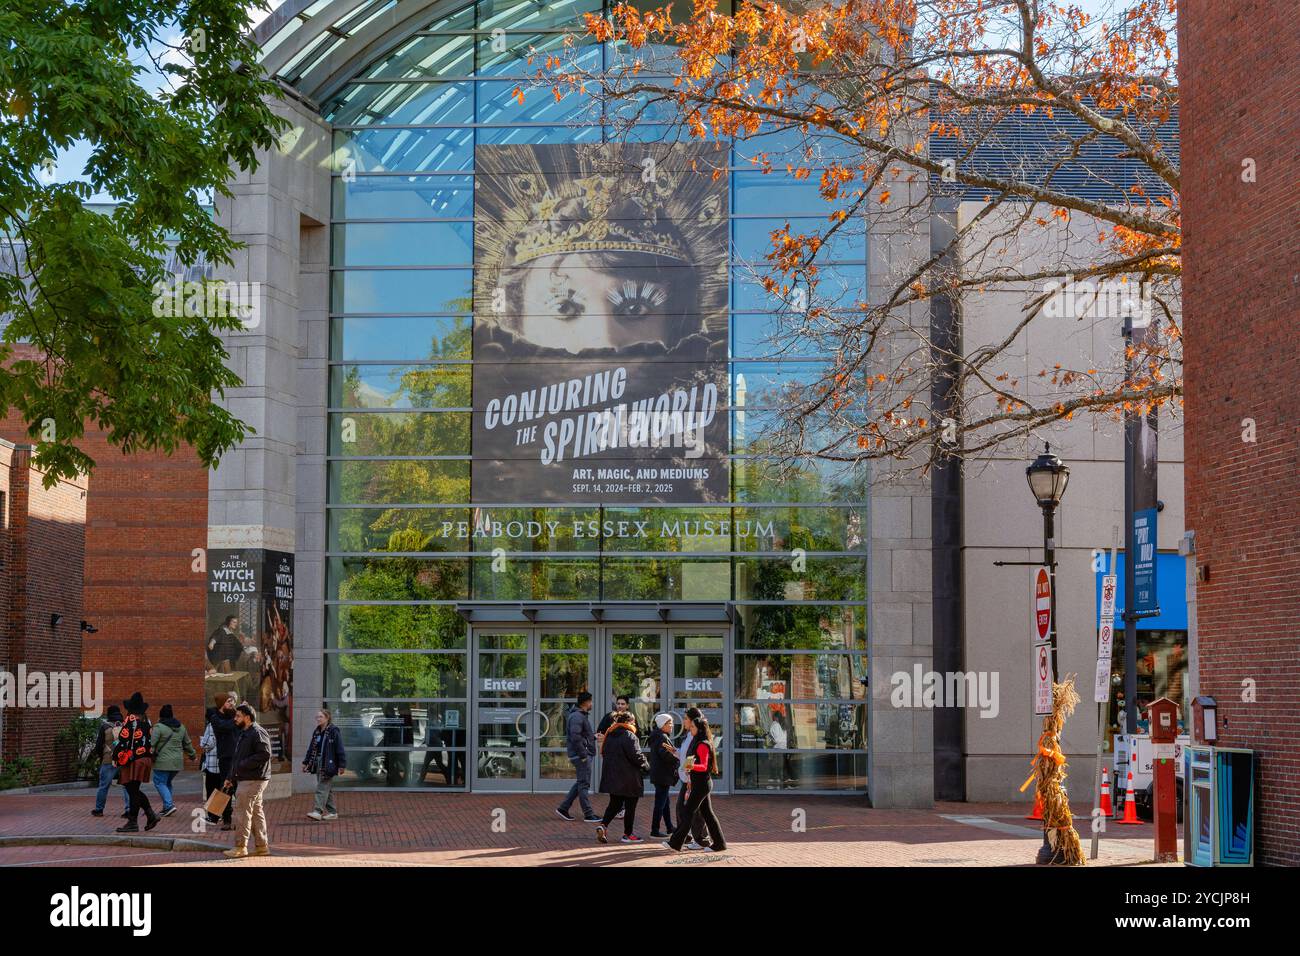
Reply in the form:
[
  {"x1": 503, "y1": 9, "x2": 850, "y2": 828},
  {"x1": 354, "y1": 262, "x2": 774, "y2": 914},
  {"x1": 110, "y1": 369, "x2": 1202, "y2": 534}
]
[{"x1": 1026, "y1": 443, "x2": 1070, "y2": 864}]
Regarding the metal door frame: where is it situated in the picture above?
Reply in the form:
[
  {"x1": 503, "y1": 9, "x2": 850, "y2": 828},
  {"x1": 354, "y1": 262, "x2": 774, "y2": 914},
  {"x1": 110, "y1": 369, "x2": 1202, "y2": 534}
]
[{"x1": 469, "y1": 622, "x2": 731, "y2": 794}]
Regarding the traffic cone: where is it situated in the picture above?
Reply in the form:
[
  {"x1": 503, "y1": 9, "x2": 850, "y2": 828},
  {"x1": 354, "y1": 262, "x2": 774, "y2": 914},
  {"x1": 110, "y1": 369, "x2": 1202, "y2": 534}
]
[
  {"x1": 1116, "y1": 770, "x2": 1142, "y2": 824},
  {"x1": 1025, "y1": 792, "x2": 1044, "y2": 820},
  {"x1": 1099, "y1": 767, "x2": 1113, "y2": 817}
]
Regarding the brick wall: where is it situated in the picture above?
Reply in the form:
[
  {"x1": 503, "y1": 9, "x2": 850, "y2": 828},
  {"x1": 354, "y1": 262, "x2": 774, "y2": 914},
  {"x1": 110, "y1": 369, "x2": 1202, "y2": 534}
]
[
  {"x1": 0, "y1": 439, "x2": 88, "y2": 783},
  {"x1": 1180, "y1": 0, "x2": 1300, "y2": 865},
  {"x1": 1, "y1": 345, "x2": 209, "y2": 774}
]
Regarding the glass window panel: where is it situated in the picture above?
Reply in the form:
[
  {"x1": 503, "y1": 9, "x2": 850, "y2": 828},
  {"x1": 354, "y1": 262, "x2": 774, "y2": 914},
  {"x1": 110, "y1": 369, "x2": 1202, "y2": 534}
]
[
  {"x1": 672, "y1": 652, "x2": 724, "y2": 700},
  {"x1": 332, "y1": 315, "x2": 472, "y2": 362},
  {"x1": 674, "y1": 634, "x2": 724, "y2": 650},
  {"x1": 330, "y1": 364, "x2": 472, "y2": 409},
  {"x1": 611, "y1": 653, "x2": 662, "y2": 702},
  {"x1": 329, "y1": 507, "x2": 475, "y2": 552},
  {"x1": 733, "y1": 751, "x2": 866, "y2": 791},
  {"x1": 328, "y1": 459, "x2": 471, "y2": 505},
  {"x1": 325, "y1": 80, "x2": 474, "y2": 126},
  {"x1": 732, "y1": 457, "x2": 866, "y2": 502},
  {"x1": 326, "y1": 703, "x2": 469, "y2": 757},
  {"x1": 332, "y1": 269, "x2": 472, "y2": 314},
  {"x1": 327, "y1": 603, "x2": 467, "y2": 650},
  {"x1": 540, "y1": 632, "x2": 590, "y2": 650},
  {"x1": 477, "y1": 749, "x2": 527, "y2": 779},
  {"x1": 732, "y1": 217, "x2": 865, "y2": 261},
  {"x1": 324, "y1": 652, "x2": 468, "y2": 699},
  {"x1": 333, "y1": 127, "x2": 474, "y2": 174},
  {"x1": 331, "y1": 747, "x2": 467, "y2": 788},
  {"x1": 733, "y1": 170, "x2": 860, "y2": 216},
  {"x1": 598, "y1": 506, "x2": 733, "y2": 553},
  {"x1": 734, "y1": 409, "x2": 850, "y2": 456},
  {"x1": 328, "y1": 411, "x2": 470, "y2": 456},
  {"x1": 539, "y1": 652, "x2": 590, "y2": 699},
  {"x1": 471, "y1": 556, "x2": 601, "y2": 600},
  {"x1": 732, "y1": 311, "x2": 852, "y2": 359},
  {"x1": 732, "y1": 361, "x2": 833, "y2": 406},
  {"x1": 460, "y1": 507, "x2": 601, "y2": 553},
  {"x1": 733, "y1": 126, "x2": 863, "y2": 167},
  {"x1": 475, "y1": 30, "x2": 601, "y2": 74},
  {"x1": 356, "y1": 32, "x2": 476, "y2": 80},
  {"x1": 732, "y1": 266, "x2": 866, "y2": 311},
  {"x1": 611, "y1": 632, "x2": 662, "y2": 651},
  {"x1": 734, "y1": 703, "x2": 866, "y2": 750},
  {"x1": 733, "y1": 556, "x2": 867, "y2": 601},
  {"x1": 329, "y1": 556, "x2": 470, "y2": 601},
  {"x1": 477, "y1": 80, "x2": 596, "y2": 125},
  {"x1": 333, "y1": 222, "x2": 473, "y2": 267},
  {"x1": 735, "y1": 604, "x2": 866, "y2": 650},
  {"x1": 333, "y1": 175, "x2": 475, "y2": 220},
  {"x1": 735, "y1": 653, "x2": 867, "y2": 700},
  {"x1": 476, "y1": 633, "x2": 528, "y2": 650},
  {"x1": 729, "y1": 506, "x2": 865, "y2": 552},
  {"x1": 601, "y1": 557, "x2": 731, "y2": 601},
  {"x1": 476, "y1": 651, "x2": 528, "y2": 697},
  {"x1": 476, "y1": 124, "x2": 602, "y2": 146}
]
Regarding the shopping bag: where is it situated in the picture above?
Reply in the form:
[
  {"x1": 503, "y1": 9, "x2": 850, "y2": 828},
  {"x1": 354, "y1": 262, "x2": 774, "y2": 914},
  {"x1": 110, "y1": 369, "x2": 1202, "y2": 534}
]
[{"x1": 204, "y1": 787, "x2": 231, "y2": 817}]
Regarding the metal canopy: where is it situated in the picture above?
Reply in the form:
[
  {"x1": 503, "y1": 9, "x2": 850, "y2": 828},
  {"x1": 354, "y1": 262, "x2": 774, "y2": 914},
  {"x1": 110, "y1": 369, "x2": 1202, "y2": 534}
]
[{"x1": 455, "y1": 602, "x2": 734, "y2": 625}]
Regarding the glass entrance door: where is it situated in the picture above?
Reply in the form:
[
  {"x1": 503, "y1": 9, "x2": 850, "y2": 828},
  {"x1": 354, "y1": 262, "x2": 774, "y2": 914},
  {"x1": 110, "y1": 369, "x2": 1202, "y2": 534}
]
[{"x1": 471, "y1": 628, "x2": 594, "y2": 792}]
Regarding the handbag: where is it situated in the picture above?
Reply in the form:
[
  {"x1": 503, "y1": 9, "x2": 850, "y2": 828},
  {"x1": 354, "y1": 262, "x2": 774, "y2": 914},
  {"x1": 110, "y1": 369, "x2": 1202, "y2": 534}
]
[{"x1": 204, "y1": 786, "x2": 231, "y2": 817}]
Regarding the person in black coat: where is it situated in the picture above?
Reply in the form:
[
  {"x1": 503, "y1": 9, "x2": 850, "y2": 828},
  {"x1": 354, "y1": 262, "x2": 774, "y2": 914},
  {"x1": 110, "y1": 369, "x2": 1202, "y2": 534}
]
[
  {"x1": 647, "y1": 713, "x2": 679, "y2": 837},
  {"x1": 595, "y1": 712, "x2": 649, "y2": 844}
]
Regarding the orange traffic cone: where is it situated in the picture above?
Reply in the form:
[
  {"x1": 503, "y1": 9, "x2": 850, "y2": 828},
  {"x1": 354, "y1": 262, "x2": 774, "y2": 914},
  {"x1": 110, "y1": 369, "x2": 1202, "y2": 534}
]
[
  {"x1": 1099, "y1": 767, "x2": 1113, "y2": 817},
  {"x1": 1116, "y1": 770, "x2": 1142, "y2": 824},
  {"x1": 1025, "y1": 792, "x2": 1044, "y2": 820}
]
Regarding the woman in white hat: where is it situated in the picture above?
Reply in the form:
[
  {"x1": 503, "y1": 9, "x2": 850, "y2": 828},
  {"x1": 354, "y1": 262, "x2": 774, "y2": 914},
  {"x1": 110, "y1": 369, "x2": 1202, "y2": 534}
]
[{"x1": 647, "y1": 712, "x2": 679, "y2": 838}]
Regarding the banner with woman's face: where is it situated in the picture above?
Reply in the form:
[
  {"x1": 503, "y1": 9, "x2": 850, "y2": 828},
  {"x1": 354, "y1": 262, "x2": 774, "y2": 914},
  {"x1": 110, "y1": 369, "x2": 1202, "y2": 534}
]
[{"x1": 471, "y1": 143, "x2": 729, "y2": 503}]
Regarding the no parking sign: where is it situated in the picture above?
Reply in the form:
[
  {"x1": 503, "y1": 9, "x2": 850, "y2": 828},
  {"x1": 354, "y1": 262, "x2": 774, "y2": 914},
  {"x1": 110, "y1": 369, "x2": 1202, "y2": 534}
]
[{"x1": 1034, "y1": 643, "x2": 1053, "y2": 715}]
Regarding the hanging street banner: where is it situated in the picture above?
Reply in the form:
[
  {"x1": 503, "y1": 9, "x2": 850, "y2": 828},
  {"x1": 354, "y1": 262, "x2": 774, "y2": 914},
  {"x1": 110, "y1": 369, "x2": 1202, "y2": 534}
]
[
  {"x1": 1033, "y1": 566, "x2": 1052, "y2": 644},
  {"x1": 1129, "y1": 321, "x2": 1159, "y2": 614},
  {"x1": 471, "y1": 143, "x2": 729, "y2": 504}
]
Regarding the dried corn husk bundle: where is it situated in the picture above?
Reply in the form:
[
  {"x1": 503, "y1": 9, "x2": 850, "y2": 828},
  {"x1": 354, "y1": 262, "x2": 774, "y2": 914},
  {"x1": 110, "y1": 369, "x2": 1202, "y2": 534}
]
[{"x1": 1032, "y1": 675, "x2": 1084, "y2": 865}]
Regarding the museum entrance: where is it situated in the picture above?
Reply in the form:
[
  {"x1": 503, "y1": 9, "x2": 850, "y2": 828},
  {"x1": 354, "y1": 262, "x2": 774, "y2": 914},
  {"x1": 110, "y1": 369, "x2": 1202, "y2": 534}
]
[{"x1": 467, "y1": 623, "x2": 730, "y2": 794}]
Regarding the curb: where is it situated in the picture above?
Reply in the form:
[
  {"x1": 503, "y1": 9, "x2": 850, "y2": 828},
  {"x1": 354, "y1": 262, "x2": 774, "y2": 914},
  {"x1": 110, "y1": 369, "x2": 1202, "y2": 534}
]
[
  {"x1": 0, "y1": 834, "x2": 227, "y2": 852},
  {"x1": 0, "y1": 781, "x2": 97, "y2": 796}
]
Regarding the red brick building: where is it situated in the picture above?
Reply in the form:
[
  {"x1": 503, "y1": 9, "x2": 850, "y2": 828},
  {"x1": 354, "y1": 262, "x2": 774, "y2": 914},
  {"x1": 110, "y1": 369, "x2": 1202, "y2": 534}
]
[
  {"x1": 0, "y1": 438, "x2": 88, "y2": 783},
  {"x1": 1180, "y1": 0, "x2": 1300, "y2": 865},
  {"x1": 1, "y1": 348, "x2": 208, "y2": 781}
]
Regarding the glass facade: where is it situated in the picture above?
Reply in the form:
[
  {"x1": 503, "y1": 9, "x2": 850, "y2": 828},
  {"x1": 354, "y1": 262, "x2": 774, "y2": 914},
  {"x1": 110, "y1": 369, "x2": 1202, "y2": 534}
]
[{"x1": 317, "y1": 0, "x2": 868, "y2": 792}]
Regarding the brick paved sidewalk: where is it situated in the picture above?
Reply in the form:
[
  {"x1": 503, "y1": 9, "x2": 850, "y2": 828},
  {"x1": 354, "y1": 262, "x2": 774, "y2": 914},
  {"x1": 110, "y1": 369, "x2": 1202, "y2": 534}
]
[{"x1": 0, "y1": 789, "x2": 1171, "y2": 867}]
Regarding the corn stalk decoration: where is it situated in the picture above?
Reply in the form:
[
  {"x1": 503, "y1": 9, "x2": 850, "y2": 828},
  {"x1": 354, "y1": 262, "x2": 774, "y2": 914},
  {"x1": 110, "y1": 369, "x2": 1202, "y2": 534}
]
[{"x1": 1023, "y1": 675, "x2": 1084, "y2": 866}]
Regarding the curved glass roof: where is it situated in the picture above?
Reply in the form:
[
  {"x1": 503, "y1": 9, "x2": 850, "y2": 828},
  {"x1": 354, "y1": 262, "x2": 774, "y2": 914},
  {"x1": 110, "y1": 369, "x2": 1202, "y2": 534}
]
[{"x1": 254, "y1": 0, "x2": 613, "y2": 106}]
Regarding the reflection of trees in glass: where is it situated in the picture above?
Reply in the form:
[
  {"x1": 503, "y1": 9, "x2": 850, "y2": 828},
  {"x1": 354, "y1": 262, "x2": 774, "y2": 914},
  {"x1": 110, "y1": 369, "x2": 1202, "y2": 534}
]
[{"x1": 329, "y1": 653, "x2": 465, "y2": 699}]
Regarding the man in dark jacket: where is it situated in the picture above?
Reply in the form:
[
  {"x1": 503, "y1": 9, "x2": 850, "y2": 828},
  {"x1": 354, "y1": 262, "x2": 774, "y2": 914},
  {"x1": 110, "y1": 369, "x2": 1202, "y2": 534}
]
[
  {"x1": 223, "y1": 703, "x2": 272, "y2": 859},
  {"x1": 204, "y1": 695, "x2": 240, "y2": 829},
  {"x1": 556, "y1": 691, "x2": 599, "y2": 822},
  {"x1": 595, "y1": 712, "x2": 650, "y2": 843}
]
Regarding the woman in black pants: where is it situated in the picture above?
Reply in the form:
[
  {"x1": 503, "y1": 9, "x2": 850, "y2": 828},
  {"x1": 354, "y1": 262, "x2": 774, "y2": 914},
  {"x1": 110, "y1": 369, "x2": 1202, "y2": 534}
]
[
  {"x1": 595, "y1": 712, "x2": 650, "y2": 844},
  {"x1": 664, "y1": 710, "x2": 726, "y2": 852}
]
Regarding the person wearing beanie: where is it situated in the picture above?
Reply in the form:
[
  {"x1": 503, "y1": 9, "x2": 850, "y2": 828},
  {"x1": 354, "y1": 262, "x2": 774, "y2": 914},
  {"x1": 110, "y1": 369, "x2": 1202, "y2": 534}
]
[{"x1": 647, "y1": 712, "x2": 679, "y2": 837}]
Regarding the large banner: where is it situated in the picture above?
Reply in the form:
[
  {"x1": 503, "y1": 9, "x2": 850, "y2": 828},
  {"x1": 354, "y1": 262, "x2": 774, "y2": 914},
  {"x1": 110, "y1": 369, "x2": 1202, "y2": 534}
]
[
  {"x1": 471, "y1": 143, "x2": 729, "y2": 503},
  {"x1": 205, "y1": 549, "x2": 294, "y2": 773}
]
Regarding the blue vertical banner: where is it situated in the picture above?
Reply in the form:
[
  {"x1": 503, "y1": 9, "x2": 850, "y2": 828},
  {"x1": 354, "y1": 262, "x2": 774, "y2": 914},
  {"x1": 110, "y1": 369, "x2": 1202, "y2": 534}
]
[{"x1": 1132, "y1": 507, "x2": 1158, "y2": 613}]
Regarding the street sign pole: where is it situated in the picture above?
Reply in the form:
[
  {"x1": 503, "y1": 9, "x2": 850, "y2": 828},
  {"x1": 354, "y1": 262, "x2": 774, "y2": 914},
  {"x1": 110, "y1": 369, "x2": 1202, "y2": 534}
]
[{"x1": 1090, "y1": 529, "x2": 1120, "y2": 860}]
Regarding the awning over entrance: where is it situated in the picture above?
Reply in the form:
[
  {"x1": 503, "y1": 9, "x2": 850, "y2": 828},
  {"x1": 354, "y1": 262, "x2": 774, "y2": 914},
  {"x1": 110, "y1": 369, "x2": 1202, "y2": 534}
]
[{"x1": 455, "y1": 602, "x2": 733, "y2": 625}]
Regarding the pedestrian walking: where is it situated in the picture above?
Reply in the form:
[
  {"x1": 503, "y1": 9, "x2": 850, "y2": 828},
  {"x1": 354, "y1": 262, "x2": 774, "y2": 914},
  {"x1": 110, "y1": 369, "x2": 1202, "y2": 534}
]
[
  {"x1": 201, "y1": 697, "x2": 238, "y2": 829},
  {"x1": 303, "y1": 707, "x2": 347, "y2": 821},
  {"x1": 664, "y1": 708, "x2": 727, "y2": 853},
  {"x1": 671, "y1": 708, "x2": 711, "y2": 849},
  {"x1": 222, "y1": 703, "x2": 273, "y2": 859},
  {"x1": 647, "y1": 712, "x2": 678, "y2": 837},
  {"x1": 150, "y1": 704, "x2": 197, "y2": 817},
  {"x1": 555, "y1": 691, "x2": 600, "y2": 823},
  {"x1": 595, "y1": 712, "x2": 649, "y2": 844},
  {"x1": 90, "y1": 706, "x2": 129, "y2": 818},
  {"x1": 596, "y1": 694, "x2": 631, "y2": 737},
  {"x1": 113, "y1": 692, "x2": 160, "y2": 833}
]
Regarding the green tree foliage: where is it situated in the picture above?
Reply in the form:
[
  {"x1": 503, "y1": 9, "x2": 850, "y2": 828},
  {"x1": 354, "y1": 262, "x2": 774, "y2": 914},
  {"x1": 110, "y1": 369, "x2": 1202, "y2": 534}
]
[{"x1": 0, "y1": 1, "x2": 287, "y2": 482}]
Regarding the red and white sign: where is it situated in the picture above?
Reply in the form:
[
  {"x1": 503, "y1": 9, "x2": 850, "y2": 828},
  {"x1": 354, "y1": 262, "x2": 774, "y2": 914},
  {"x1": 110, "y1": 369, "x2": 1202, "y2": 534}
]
[
  {"x1": 1097, "y1": 573, "x2": 1117, "y2": 660},
  {"x1": 1033, "y1": 566, "x2": 1052, "y2": 643},
  {"x1": 1034, "y1": 643, "x2": 1053, "y2": 715}
]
